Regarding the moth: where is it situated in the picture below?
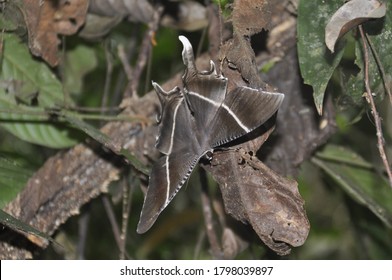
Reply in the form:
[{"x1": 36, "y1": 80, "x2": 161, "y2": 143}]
[{"x1": 137, "y1": 36, "x2": 284, "y2": 233}]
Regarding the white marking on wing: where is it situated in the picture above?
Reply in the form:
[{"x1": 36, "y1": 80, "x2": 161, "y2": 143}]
[
  {"x1": 221, "y1": 104, "x2": 251, "y2": 133},
  {"x1": 164, "y1": 156, "x2": 170, "y2": 206},
  {"x1": 164, "y1": 99, "x2": 183, "y2": 205},
  {"x1": 188, "y1": 91, "x2": 221, "y2": 107},
  {"x1": 189, "y1": 91, "x2": 251, "y2": 133}
]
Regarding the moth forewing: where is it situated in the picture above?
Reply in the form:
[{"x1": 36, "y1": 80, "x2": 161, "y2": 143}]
[
  {"x1": 152, "y1": 82, "x2": 184, "y2": 155},
  {"x1": 136, "y1": 151, "x2": 201, "y2": 234}
]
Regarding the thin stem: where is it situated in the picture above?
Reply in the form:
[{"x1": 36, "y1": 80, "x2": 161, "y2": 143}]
[
  {"x1": 193, "y1": 230, "x2": 206, "y2": 260},
  {"x1": 101, "y1": 195, "x2": 122, "y2": 253},
  {"x1": 365, "y1": 33, "x2": 392, "y2": 105},
  {"x1": 119, "y1": 176, "x2": 134, "y2": 260},
  {"x1": 63, "y1": 106, "x2": 123, "y2": 113},
  {"x1": 359, "y1": 25, "x2": 392, "y2": 188},
  {"x1": 125, "y1": 6, "x2": 163, "y2": 98},
  {"x1": 0, "y1": 107, "x2": 147, "y2": 123},
  {"x1": 77, "y1": 210, "x2": 90, "y2": 260},
  {"x1": 144, "y1": 44, "x2": 153, "y2": 95},
  {"x1": 102, "y1": 42, "x2": 114, "y2": 113},
  {"x1": 199, "y1": 168, "x2": 223, "y2": 258},
  {"x1": 118, "y1": 44, "x2": 133, "y2": 81},
  {"x1": 60, "y1": 111, "x2": 148, "y2": 123}
]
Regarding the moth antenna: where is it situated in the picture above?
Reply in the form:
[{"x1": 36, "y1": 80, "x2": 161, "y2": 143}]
[{"x1": 179, "y1": 35, "x2": 197, "y2": 73}]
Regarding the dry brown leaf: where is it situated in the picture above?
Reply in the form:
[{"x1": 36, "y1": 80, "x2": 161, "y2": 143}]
[
  {"x1": 325, "y1": 0, "x2": 386, "y2": 52},
  {"x1": 232, "y1": 0, "x2": 272, "y2": 36},
  {"x1": 207, "y1": 149, "x2": 309, "y2": 256},
  {"x1": 22, "y1": 0, "x2": 89, "y2": 66}
]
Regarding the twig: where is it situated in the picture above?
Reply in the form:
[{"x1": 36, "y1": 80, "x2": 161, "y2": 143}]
[
  {"x1": 76, "y1": 210, "x2": 90, "y2": 260},
  {"x1": 118, "y1": 44, "x2": 134, "y2": 81},
  {"x1": 359, "y1": 25, "x2": 392, "y2": 188},
  {"x1": 207, "y1": 4, "x2": 224, "y2": 71},
  {"x1": 144, "y1": 46, "x2": 153, "y2": 95},
  {"x1": 115, "y1": 32, "x2": 137, "y2": 105},
  {"x1": 196, "y1": 26, "x2": 207, "y2": 59},
  {"x1": 364, "y1": 33, "x2": 392, "y2": 105},
  {"x1": 101, "y1": 195, "x2": 122, "y2": 253},
  {"x1": 193, "y1": 230, "x2": 206, "y2": 260},
  {"x1": 62, "y1": 106, "x2": 123, "y2": 113},
  {"x1": 102, "y1": 43, "x2": 114, "y2": 112},
  {"x1": 199, "y1": 168, "x2": 223, "y2": 259},
  {"x1": 119, "y1": 178, "x2": 129, "y2": 260},
  {"x1": 125, "y1": 6, "x2": 163, "y2": 98},
  {"x1": 119, "y1": 176, "x2": 134, "y2": 260}
]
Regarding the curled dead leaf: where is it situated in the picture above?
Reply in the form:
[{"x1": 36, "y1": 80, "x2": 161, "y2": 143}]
[
  {"x1": 325, "y1": 0, "x2": 386, "y2": 52},
  {"x1": 22, "y1": 0, "x2": 89, "y2": 66}
]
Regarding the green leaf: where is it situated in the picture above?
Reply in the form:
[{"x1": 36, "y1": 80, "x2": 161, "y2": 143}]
[
  {"x1": 0, "y1": 105, "x2": 80, "y2": 148},
  {"x1": 62, "y1": 114, "x2": 149, "y2": 174},
  {"x1": 120, "y1": 148, "x2": 150, "y2": 175},
  {"x1": 0, "y1": 35, "x2": 66, "y2": 106},
  {"x1": 313, "y1": 144, "x2": 392, "y2": 228},
  {"x1": 315, "y1": 144, "x2": 373, "y2": 169},
  {"x1": 0, "y1": 155, "x2": 33, "y2": 208},
  {"x1": 63, "y1": 45, "x2": 98, "y2": 95},
  {"x1": 0, "y1": 209, "x2": 57, "y2": 246},
  {"x1": 355, "y1": 215, "x2": 392, "y2": 259},
  {"x1": 344, "y1": 41, "x2": 379, "y2": 106},
  {"x1": 297, "y1": 0, "x2": 346, "y2": 114},
  {"x1": 62, "y1": 113, "x2": 112, "y2": 147},
  {"x1": 0, "y1": 1, "x2": 26, "y2": 33},
  {"x1": 0, "y1": 34, "x2": 79, "y2": 148}
]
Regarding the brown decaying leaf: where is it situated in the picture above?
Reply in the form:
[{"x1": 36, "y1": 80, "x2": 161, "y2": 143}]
[
  {"x1": 22, "y1": 0, "x2": 89, "y2": 66},
  {"x1": 205, "y1": 147, "x2": 309, "y2": 256},
  {"x1": 325, "y1": 0, "x2": 386, "y2": 52},
  {"x1": 220, "y1": 0, "x2": 273, "y2": 90},
  {"x1": 220, "y1": 34, "x2": 266, "y2": 90},
  {"x1": 213, "y1": 0, "x2": 310, "y2": 255},
  {"x1": 232, "y1": 0, "x2": 272, "y2": 37}
]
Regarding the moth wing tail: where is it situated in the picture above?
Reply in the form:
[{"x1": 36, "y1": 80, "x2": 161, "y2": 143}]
[{"x1": 137, "y1": 152, "x2": 200, "y2": 234}]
